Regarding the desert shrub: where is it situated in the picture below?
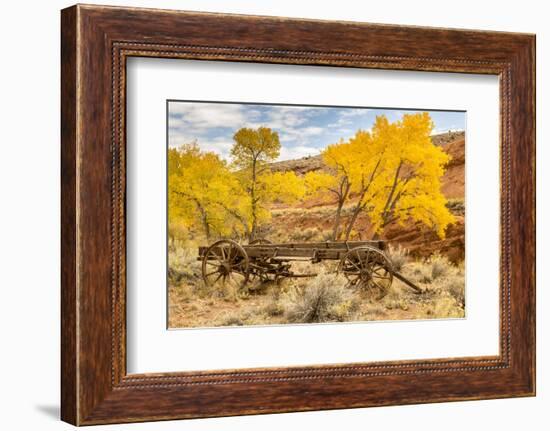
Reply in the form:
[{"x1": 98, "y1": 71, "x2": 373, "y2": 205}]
[
  {"x1": 438, "y1": 274, "x2": 465, "y2": 306},
  {"x1": 403, "y1": 254, "x2": 459, "y2": 288},
  {"x1": 169, "y1": 283, "x2": 193, "y2": 303},
  {"x1": 219, "y1": 313, "x2": 246, "y2": 327},
  {"x1": 446, "y1": 198, "x2": 465, "y2": 216},
  {"x1": 290, "y1": 227, "x2": 322, "y2": 242},
  {"x1": 428, "y1": 253, "x2": 452, "y2": 280},
  {"x1": 429, "y1": 295, "x2": 464, "y2": 318},
  {"x1": 263, "y1": 287, "x2": 285, "y2": 316},
  {"x1": 282, "y1": 271, "x2": 359, "y2": 323},
  {"x1": 376, "y1": 284, "x2": 407, "y2": 310},
  {"x1": 264, "y1": 300, "x2": 284, "y2": 317},
  {"x1": 190, "y1": 280, "x2": 216, "y2": 299},
  {"x1": 167, "y1": 247, "x2": 201, "y2": 285},
  {"x1": 219, "y1": 282, "x2": 241, "y2": 302},
  {"x1": 387, "y1": 244, "x2": 409, "y2": 272},
  {"x1": 193, "y1": 277, "x2": 249, "y2": 302},
  {"x1": 405, "y1": 261, "x2": 433, "y2": 284},
  {"x1": 321, "y1": 230, "x2": 333, "y2": 242},
  {"x1": 364, "y1": 303, "x2": 387, "y2": 318},
  {"x1": 218, "y1": 310, "x2": 270, "y2": 327}
]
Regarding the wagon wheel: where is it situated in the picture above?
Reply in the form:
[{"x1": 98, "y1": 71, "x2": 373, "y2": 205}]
[
  {"x1": 339, "y1": 246, "x2": 393, "y2": 299},
  {"x1": 202, "y1": 240, "x2": 250, "y2": 289}
]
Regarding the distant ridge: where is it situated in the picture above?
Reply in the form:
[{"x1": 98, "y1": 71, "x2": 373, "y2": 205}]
[{"x1": 431, "y1": 130, "x2": 465, "y2": 146}]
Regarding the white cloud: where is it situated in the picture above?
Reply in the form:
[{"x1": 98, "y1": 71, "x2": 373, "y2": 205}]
[
  {"x1": 265, "y1": 106, "x2": 310, "y2": 129},
  {"x1": 169, "y1": 132, "x2": 234, "y2": 161},
  {"x1": 328, "y1": 118, "x2": 351, "y2": 127},
  {"x1": 327, "y1": 108, "x2": 371, "y2": 128},
  {"x1": 340, "y1": 108, "x2": 370, "y2": 118},
  {"x1": 301, "y1": 126, "x2": 324, "y2": 136},
  {"x1": 199, "y1": 137, "x2": 234, "y2": 160},
  {"x1": 168, "y1": 133, "x2": 197, "y2": 147},
  {"x1": 169, "y1": 102, "x2": 247, "y2": 131},
  {"x1": 336, "y1": 128, "x2": 355, "y2": 136},
  {"x1": 279, "y1": 126, "x2": 324, "y2": 143},
  {"x1": 279, "y1": 145, "x2": 320, "y2": 161}
]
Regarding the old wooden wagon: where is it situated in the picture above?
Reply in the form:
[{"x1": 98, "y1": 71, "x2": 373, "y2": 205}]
[{"x1": 198, "y1": 239, "x2": 421, "y2": 297}]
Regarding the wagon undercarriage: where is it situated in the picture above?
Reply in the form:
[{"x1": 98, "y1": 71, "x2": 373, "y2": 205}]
[{"x1": 198, "y1": 239, "x2": 421, "y2": 299}]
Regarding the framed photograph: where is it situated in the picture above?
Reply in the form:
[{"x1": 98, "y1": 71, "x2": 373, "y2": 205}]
[
  {"x1": 61, "y1": 4, "x2": 535, "y2": 425},
  {"x1": 164, "y1": 101, "x2": 465, "y2": 330}
]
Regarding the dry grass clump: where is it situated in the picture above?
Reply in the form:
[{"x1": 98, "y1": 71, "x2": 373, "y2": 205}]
[
  {"x1": 320, "y1": 230, "x2": 334, "y2": 241},
  {"x1": 386, "y1": 244, "x2": 409, "y2": 272},
  {"x1": 289, "y1": 227, "x2": 322, "y2": 242},
  {"x1": 404, "y1": 253, "x2": 454, "y2": 284},
  {"x1": 405, "y1": 261, "x2": 434, "y2": 284},
  {"x1": 216, "y1": 309, "x2": 270, "y2": 327},
  {"x1": 395, "y1": 252, "x2": 465, "y2": 318},
  {"x1": 218, "y1": 282, "x2": 241, "y2": 302},
  {"x1": 269, "y1": 225, "x2": 333, "y2": 243},
  {"x1": 427, "y1": 295, "x2": 464, "y2": 318},
  {"x1": 282, "y1": 271, "x2": 359, "y2": 323},
  {"x1": 428, "y1": 253, "x2": 452, "y2": 280},
  {"x1": 440, "y1": 274, "x2": 465, "y2": 306},
  {"x1": 217, "y1": 312, "x2": 249, "y2": 327},
  {"x1": 363, "y1": 303, "x2": 387, "y2": 318},
  {"x1": 378, "y1": 285, "x2": 411, "y2": 311},
  {"x1": 167, "y1": 247, "x2": 201, "y2": 285},
  {"x1": 263, "y1": 286, "x2": 285, "y2": 317},
  {"x1": 446, "y1": 198, "x2": 465, "y2": 216},
  {"x1": 169, "y1": 283, "x2": 194, "y2": 303}
]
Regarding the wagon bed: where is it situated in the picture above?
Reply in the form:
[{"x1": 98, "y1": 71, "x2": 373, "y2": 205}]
[{"x1": 198, "y1": 240, "x2": 386, "y2": 261}]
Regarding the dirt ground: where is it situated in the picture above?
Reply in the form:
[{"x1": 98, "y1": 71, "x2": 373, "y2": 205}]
[{"x1": 168, "y1": 254, "x2": 465, "y2": 329}]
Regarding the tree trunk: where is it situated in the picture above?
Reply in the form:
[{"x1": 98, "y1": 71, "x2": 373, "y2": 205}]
[
  {"x1": 196, "y1": 203, "x2": 210, "y2": 241},
  {"x1": 342, "y1": 161, "x2": 381, "y2": 241},
  {"x1": 331, "y1": 198, "x2": 344, "y2": 241},
  {"x1": 380, "y1": 160, "x2": 403, "y2": 226},
  {"x1": 344, "y1": 203, "x2": 363, "y2": 240},
  {"x1": 330, "y1": 178, "x2": 351, "y2": 241}
]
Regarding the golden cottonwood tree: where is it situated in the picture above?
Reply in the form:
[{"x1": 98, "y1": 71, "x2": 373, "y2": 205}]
[
  {"x1": 168, "y1": 144, "x2": 248, "y2": 240},
  {"x1": 232, "y1": 127, "x2": 304, "y2": 240},
  {"x1": 306, "y1": 113, "x2": 455, "y2": 240},
  {"x1": 304, "y1": 154, "x2": 351, "y2": 241}
]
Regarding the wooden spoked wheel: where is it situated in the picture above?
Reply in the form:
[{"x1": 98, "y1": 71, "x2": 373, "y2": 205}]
[
  {"x1": 339, "y1": 246, "x2": 393, "y2": 298},
  {"x1": 201, "y1": 240, "x2": 250, "y2": 288}
]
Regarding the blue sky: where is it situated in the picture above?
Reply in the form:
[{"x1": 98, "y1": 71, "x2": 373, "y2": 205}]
[{"x1": 168, "y1": 101, "x2": 465, "y2": 162}]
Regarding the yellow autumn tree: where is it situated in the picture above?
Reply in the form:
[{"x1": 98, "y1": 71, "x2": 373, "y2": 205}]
[
  {"x1": 306, "y1": 112, "x2": 455, "y2": 240},
  {"x1": 304, "y1": 145, "x2": 351, "y2": 240},
  {"x1": 232, "y1": 127, "x2": 305, "y2": 240},
  {"x1": 168, "y1": 144, "x2": 249, "y2": 240}
]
